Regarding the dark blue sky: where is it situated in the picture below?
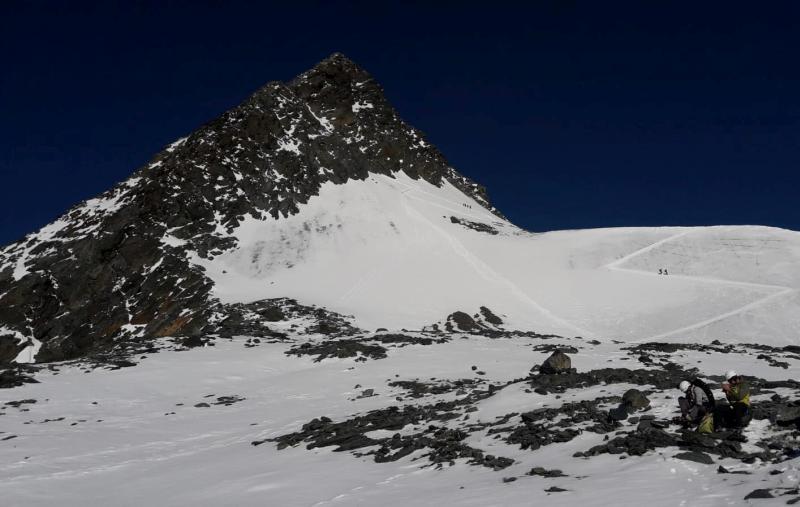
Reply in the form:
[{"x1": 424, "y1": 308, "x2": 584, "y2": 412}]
[{"x1": 2, "y1": 1, "x2": 799, "y2": 245}]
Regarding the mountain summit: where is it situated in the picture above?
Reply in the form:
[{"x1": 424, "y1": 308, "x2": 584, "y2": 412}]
[
  {"x1": 0, "y1": 53, "x2": 497, "y2": 363},
  {"x1": 1, "y1": 54, "x2": 799, "y2": 367}
]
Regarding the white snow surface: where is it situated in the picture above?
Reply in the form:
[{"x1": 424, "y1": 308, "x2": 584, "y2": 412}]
[
  {"x1": 1, "y1": 337, "x2": 798, "y2": 506},
  {"x1": 190, "y1": 172, "x2": 800, "y2": 344}
]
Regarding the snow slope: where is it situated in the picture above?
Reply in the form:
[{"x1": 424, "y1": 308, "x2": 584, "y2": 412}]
[
  {"x1": 189, "y1": 171, "x2": 799, "y2": 345},
  {"x1": 2, "y1": 336, "x2": 798, "y2": 506}
]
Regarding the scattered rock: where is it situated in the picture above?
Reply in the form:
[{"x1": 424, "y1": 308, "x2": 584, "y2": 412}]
[
  {"x1": 106, "y1": 359, "x2": 137, "y2": 369},
  {"x1": 743, "y1": 489, "x2": 774, "y2": 499},
  {"x1": 578, "y1": 426, "x2": 677, "y2": 458},
  {"x1": 528, "y1": 467, "x2": 567, "y2": 477},
  {"x1": 532, "y1": 344, "x2": 579, "y2": 354},
  {"x1": 506, "y1": 397, "x2": 618, "y2": 451},
  {"x1": 372, "y1": 334, "x2": 446, "y2": 347},
  {"x1": 212, "y1": 395, "x2": 245, "y2": 406},
  {"x1": 389, "y1": 379, "x2": 480, "y2": 399},
  {"x1": 286, "y1": 340, "x2": 387, "y2": 362},
  {"x1": 0, "y1": 366, "x2": 39, "y2": 389},
  {"x1": 181, "y1": 335, "x2": 207, "y2": 348},
  {"x1": 3, "y1": 399, "x2": 37, "y2": 408},
  {"x1": 674, "y1": 451, "x2": 714, "y2": 464}
]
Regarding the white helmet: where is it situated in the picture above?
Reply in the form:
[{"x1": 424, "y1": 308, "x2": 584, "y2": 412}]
[
  {"x1": 679, "y1": 381, "x2": 690, "y2": 392},
  {"x1": 725, "y1": 370, "x2": 737, "y2": 381}
]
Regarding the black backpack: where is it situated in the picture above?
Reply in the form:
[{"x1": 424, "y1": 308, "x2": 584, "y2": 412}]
[{"x1": 690, "y1": 378, "x2": 716, "y2": 409}]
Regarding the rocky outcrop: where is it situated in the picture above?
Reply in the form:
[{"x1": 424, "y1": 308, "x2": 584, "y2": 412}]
[
  {"x1": 0, "y1": 335, "x2": 24, "y2": 364},
  {"x1": 0, "y1": 54, "x2": 502, "y2": 363}
]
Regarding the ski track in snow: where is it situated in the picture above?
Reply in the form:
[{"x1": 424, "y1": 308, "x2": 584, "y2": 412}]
[
  {"x1": 397, "y1": 180, "x2": 594, "y2": 338},
  {"x1": 605, "y1": 230, "x2": 798, "y2": 342},
  {"x1": 637, "y1": 287, "x2": 796, "y2": 342}
]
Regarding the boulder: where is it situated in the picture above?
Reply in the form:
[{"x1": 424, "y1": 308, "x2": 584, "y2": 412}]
[
  {"x1": 680, "y1": 431, "x2": 718, "y2": 448},
  {"x1": 539, "y1": 350, "x2": 572, "y2": 374},
  {"x1": 622, "y1": 389, "x2": 650, "y2": 410},
  {"x1": 775, "y1": 405, "x2": 800, "y2": 424},
  {"x1": 674, "y1": 451, "x2": 714, "y2": 464},
  {"x1": 744, "y1": 489, "x2": 774, "y2": 500},
  {"x1": 608, "y1": 405, "x2": 629, "y2": 421}
]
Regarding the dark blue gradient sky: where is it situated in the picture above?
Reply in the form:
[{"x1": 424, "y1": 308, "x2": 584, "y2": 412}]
[{"x1": 2, "y1": 1, "x2": 798, "y2": 245}]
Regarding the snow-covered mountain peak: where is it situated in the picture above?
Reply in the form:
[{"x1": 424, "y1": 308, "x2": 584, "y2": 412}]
[
  {"x1": 0, "y1": 54, "x2": 498, "y2": 364},
  {"x1": 0, "y1": 54, "x2": 798, "y2": 370}
]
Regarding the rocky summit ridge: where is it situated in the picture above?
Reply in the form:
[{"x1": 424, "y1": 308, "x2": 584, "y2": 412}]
[{"x1": 0, "y1": 53, "x2": 499, "y2": 364}]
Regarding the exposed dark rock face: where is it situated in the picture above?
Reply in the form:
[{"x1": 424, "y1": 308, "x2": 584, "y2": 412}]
[
  {"x1": 0, "y1": 335, "x2": 25, "y2": 364},
  {"x1": 0, "y1": 365, "x2": 39, "y2": 389},
  {"x1": 286, "y1": 340, "x2": 388, "y2": 362},
  {"x1": 479, "y1": 306, "x2": 503, "y2": 326},
  {"x1": 0, "y1": 53, "x2": 502, "y2": 364},
  {"x1": 446, "y1": 311, "x2": 481, "y2": 332},
  {"x1": 211, "y1": 298, "x2": 359, "y2": 339},
  {"x1": 449, "y1": 216, "x2": 499, "y2": 235},
  {"x1": 434, "y1": 307, "x2": 506, "y2": 334}
]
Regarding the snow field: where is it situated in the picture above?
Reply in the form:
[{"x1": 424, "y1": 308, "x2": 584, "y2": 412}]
[
  {"x1": 2, "y1": 334, "x2": 798, "y2": 506},
  {"x1": 187, "y1": 172, "x2": 800, "y2": 345}
]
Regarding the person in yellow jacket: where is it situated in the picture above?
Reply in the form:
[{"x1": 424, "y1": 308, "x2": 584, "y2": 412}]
[{"x1": 720, "y1": 370, "x2": 751, "y2": 428}]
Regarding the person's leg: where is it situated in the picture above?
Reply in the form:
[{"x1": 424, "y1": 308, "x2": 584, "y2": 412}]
[
  {"x1": 715, "y1": 405, "x2": 733, "y2": 428},
  {"x1": 678, "y1": 397, "x2": 690, "y2": 418},
  {"x1": 732, "y1": 403, "x2": 751, "y2": 428}
]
